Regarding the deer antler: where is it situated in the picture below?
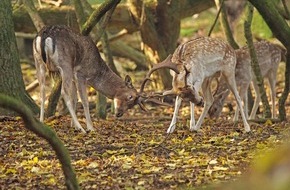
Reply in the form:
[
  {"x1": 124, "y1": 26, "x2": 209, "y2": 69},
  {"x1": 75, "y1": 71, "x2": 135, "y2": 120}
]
[
  {"x1": 136, "y1": 92, "x2": 172, "y2": 112},
  {"x1": 139, "y1": 54, "x2": 180, "y2": 93},
  {"x1": 137, "y1": 54, "x2": 181, "y2": 110}
]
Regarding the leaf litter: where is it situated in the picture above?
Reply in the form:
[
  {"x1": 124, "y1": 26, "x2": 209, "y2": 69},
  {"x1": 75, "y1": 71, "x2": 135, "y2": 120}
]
[{"x1": 1, "y1": 105, "x2": 290, "y2": 189}]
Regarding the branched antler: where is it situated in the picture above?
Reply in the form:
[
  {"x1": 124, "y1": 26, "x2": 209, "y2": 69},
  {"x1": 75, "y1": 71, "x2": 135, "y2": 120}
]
[
  {"x1": 139, "y1": 54, "x2": 180, "y2": 93},
  {"x1": 137, "y1": 54, "x2": 181, "y2": 110}
]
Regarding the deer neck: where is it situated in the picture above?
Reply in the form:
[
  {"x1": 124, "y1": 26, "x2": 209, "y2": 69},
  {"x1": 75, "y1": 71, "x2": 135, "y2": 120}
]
[{"x1": 87, "y1": 62, "x2": 124, "y2": 99}]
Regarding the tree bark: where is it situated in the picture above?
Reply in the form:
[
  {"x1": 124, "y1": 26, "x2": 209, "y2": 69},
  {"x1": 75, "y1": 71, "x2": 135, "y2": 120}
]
[
  {"x1": 244, "y1": 2, "x2": 271, "y2": 118},
  {"x1": 249, "y1": 0, "x2": 290, "y2": 121},
  {"x1": 128, "y1": 0, "x2": 181, "y2": 89},
  {"x1": 46, "y1": 75, "x2": 62, "y2": 117},
  {"x1": 214, "y1": 0, "x2": 239, "y2": 49},
  {"x1": 23, "y1": 0, "x2": 45, "y2": 31},
  {"x1": 0, "y1": 0, "x2": 39, "y2": 115},
  {"x1": 0, "y1": 94, "x2": 79, "y2": 190}
]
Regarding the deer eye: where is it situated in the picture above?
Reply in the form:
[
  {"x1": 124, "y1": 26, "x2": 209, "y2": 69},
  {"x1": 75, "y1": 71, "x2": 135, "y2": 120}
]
[{"x1": 127, "y1": 95, "x2": 133, "y2": 101}]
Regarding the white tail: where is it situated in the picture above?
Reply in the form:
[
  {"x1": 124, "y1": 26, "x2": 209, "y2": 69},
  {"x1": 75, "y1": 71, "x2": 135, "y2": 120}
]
[
  {"x1": 143, "y1": 37, "x2": 251, "y2": 133},
  {"x1": 208, "y1": 41, "x2": 286, "y2": 120},
  {"x1": 33, "y1": 25, "x2": 143, "y2": 133}
]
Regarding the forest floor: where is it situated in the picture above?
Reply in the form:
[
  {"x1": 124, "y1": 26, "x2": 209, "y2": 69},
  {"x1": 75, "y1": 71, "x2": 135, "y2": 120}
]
[
  {"x1": 1, "y1": 104, "x2": 290, "y2": 189},
  {"x1": 1, "y1": 60, "x2": 290, "y2": 189}
]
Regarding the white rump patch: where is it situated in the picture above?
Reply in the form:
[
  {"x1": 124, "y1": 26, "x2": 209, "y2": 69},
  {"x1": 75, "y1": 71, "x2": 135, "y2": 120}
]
[
  {"x1": 45, "y1": 37, "x2": 59, "y2": 62},
  {"x1": 35, "y1": 36, "x2": 42, "y2": 53},
  {"x1": 45, "y1": 37, "x2": 54, "y2": 55}
]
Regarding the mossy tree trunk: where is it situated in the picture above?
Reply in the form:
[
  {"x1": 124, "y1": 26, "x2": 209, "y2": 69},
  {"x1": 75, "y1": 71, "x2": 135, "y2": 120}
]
[
  {"x1": 249, "y1": 0, "x2": 290, "y2": 121},
  {"x1": 0, "y1": 0, "x2": 39, "y2": 116},
  {"x1": 214, "y1": 0, "x2": 240, "y2": 49},
  {"x1": 244, "y1": 2, "x2": 271, "y2": 119}
]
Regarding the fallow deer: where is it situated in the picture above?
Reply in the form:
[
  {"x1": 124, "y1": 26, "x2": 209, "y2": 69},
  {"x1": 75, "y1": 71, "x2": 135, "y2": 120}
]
[
  {"x1": 141, "y1": 37, "x2": 251, "y2": 133},
  {"x1": 33, "y1": 25, "x2": 153, "y2": 133},
  {"x1": 208, "y1": 41, "x2": 286, "y2": 120}
]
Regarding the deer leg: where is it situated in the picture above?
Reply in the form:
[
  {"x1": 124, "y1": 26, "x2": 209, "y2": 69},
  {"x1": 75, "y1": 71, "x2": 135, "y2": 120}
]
[
  {"x1": 249, "y1": 80, "x2": 260, "y2": 120},
  {"x1": 233, "y1": 86, "x2": 242, "y2": 121},
  {"x1": 244, "y1": 87, "x2": 249, "y2": 120},
  {"x1": 226, "y1": 74, "x2": 250, "y2": 132},
  {"x1": 75, "y1": 75, "x2": 94, "y2": 131},
  {"x1": 69, "y1": 82, "x2": 78, "y2": 128},
  {"x1": 191, "y1": 78, "x2": 212, "y2": 131},
  {"x1": 59, "y1": 68, "x2": 86, "y2": 133},
  {"x1": 35, "y1": 62, "x2": 46, "y2": 122},
  {"x1": 267, "y1": 73, "x2": 277, "y2": 118},
  {"x1": 234, "y1": 84, "x2": 250, "y2": 121},
  {"x1": 189, "y1": 102, "x2": 195, "y2": 130},
  {"x1": 233, "y1": 103, "x2": 240, "y2": 121},
  {"x1": 167, "y1": 96, "x2": 182, "y2": 133}
]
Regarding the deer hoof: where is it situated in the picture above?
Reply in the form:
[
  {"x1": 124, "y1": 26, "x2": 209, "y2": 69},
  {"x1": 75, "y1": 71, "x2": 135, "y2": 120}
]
[{"x1": 167, "y1": 124, "x2": 176, "y2": 133}]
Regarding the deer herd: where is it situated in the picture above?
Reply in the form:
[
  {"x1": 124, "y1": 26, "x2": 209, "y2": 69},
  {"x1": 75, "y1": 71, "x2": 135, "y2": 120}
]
[{"x1": 33, "y1": 25, "x2": 286, "y2": 133}]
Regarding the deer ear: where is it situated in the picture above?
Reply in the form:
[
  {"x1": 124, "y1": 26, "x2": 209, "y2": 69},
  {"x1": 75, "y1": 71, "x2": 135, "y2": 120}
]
[{"x1": 125, "y1": 75, "x2": 134, "y2": 89}]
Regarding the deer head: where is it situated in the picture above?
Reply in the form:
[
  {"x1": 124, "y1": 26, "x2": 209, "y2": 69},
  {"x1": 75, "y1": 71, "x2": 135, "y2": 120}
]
[
  {"x1": 113, "y1": 75, "x2": 139, "y2": 117},
  {"x1": 136, "y1": 54, "x2": 183, "y2": 108},
  {"x1": 139, "y1": 54, "x2": 203, "y2": 105}
]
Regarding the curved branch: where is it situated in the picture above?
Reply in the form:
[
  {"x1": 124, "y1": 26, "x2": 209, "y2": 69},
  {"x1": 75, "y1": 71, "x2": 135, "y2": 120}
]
[
  {"x1": 0, "y1": 94, "x2": 79, "y2": 190},
  {"x1": 81, "y1": 0, "x2": 121, "y2": 35}
]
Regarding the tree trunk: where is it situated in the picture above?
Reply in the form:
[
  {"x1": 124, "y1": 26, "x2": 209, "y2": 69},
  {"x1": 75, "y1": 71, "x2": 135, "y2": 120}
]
[
  {"x1": 128, "y1": 0, "x2": 180, "y2": 89},
  {"x1": 214, "y1": 0, "x2": 239, "y2": 49},
  {"x1": 249, "y1": 0, "x2": 290, "y2": 121},
  {"x1": 0, "y1": 0, "x2": 39, "y2": 116},
  {"x1": 23, "y1": 0, "x2": 44, "y2": 31},
  {"x1": 244, "y1": 3, "x2": 271, "y2": 118},
  {"x1": 46, "y1": 76, "x2": 62, "y2": 117}
]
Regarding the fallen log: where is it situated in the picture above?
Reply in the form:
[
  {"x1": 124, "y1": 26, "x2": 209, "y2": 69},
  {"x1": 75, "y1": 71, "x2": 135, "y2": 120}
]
[{"x1": 13, "y1": 1, "x2": 214, "y2": 33}]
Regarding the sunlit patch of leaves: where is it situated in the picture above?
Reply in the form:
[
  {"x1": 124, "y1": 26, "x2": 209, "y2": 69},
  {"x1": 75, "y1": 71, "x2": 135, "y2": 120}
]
[{"x1": 1, "y1": 108, "x2": 290, "y2": 189}]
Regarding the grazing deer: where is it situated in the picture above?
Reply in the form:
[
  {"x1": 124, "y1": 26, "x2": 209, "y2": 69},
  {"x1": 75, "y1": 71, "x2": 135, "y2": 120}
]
[
  {"x1": 141, "y1": 37, "x2": 251, "y2": 133},
  {"x1": 33, "y1": 25, "x2": 153, "y2": 133},
  {"x1": 208, "y1": 41, "x2": 286, "y2": 120}
]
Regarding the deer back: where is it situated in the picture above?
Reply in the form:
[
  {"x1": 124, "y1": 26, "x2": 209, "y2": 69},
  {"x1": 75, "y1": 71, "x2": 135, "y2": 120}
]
[
  {"x1": 35, "y1": 25, "x2": 109, "y2": 79},
  {"x1": 208, "y1": 40, "x2": 284, "y2": 118},
  {"x1": 235, "y1": 41, "x2": 283, "y2": 82},
  {"x1": 170, "y1": 37, "x2": 236, "y2": 91}
]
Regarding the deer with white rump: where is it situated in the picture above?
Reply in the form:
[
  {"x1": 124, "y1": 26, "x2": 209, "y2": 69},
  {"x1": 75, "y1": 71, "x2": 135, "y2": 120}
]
[
  {"x1": 33, "y1": 25, "x2": 156, "y2": 133},
  {"x1": 141, "y1": 37, "x2": 251, "y2": 133},
  {"x1": 208, "y1": 41, "x2": 286, "y2": 120}
]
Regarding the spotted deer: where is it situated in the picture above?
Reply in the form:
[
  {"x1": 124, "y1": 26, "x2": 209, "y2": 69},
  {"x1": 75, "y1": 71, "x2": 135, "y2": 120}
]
[
  {"x1": 141, "y1": 37, "x2": 251, "y2": 133},
  {"x1": 33, "y1": 25, "x2": 154, "y2": 133},
  {"x1": 208, "y1": 41, "x2": 286, "y2": 120}
]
